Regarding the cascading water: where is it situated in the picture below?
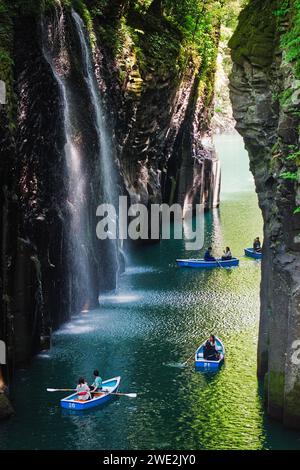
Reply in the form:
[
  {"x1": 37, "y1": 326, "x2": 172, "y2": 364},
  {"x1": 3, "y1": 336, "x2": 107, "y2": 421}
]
[
  {"x1": 71, "y1": 10, "x2": 121, "y2": 278},
  {"x1": 71, "y1": 11, "x2": 117, "y2": 209},
  {"x1": 41, "y1": 6, "x2": 93, "y2": 310}
]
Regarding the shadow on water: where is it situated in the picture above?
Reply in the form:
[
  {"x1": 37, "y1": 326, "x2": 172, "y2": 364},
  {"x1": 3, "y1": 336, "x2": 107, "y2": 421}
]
[{"x1": 61, "y1": 397, "x2": 119, "y2": 418}]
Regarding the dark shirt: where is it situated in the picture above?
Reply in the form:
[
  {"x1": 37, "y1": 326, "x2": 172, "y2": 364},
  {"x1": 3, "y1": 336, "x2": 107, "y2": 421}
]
[
  {"x1": 204, "y1": 250, "x2": 215, "y2": 261},
  {"x1": 204, "y1": 340, "x2": 218, "y2": 359},
  {"x1": 253, "y1": 241, "x2": 261, "y2": 251}
]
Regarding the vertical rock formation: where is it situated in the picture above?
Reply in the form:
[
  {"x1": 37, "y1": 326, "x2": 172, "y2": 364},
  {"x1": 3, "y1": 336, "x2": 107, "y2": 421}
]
[
  {"x1": 88, "y1": 0, "x2": 221, "y2": 212},
  {"x1": 229, "y1": 0, "x2": 300, "y2": 428}
]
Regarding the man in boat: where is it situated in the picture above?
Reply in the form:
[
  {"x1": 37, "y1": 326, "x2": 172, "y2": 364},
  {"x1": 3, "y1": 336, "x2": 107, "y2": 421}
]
[
  {"x1": 203, "y1": 335, "x2": 220, "y2": 361},
  {"x1": 204, "y1": 247, "x2": 216, "y2": 261},
  {"x1": 253, "y1": 237, "x2": 262, "y2": 252},
  {"x1": 221, "y1": 246, "x2": 232, "y2": 260},
  {"x1": 76, "y1": 377, "x2": 91, "y2": 401},
  {"x1": 89, "y1": 369, "x2": 103, "y2": 397}
]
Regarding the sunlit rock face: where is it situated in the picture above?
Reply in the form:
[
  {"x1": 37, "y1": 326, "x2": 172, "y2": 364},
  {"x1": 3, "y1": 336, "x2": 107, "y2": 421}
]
[
  {"x1": 230, "y1": 0, "x2": 300, "y2": 429},
  {"x1": 91, "y1": 5, "x2": 220, "y2": 213}
]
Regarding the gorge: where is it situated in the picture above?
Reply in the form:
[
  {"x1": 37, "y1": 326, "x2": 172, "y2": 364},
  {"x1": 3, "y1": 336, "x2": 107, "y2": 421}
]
[
  {"x1": 0, "y1": 0, "x2": 300, "y2": 444},
  {"x1": 0, "y1": 0, "x2": 221, "y2": 382}
]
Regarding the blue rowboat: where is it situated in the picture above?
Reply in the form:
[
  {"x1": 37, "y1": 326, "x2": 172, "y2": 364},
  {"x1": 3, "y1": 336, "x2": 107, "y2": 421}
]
[
  {"x1": 244, "y1": 248, "x2": 262, "y2": 260},
  {"x1": 176, "y1": 258, "x2": 239, "y2": 268},
  {"x1": 60, "y1": 376, "x2": 121, "y2": 410},
  {"x1": 195, "y1": 337, "x2": 225, "y2": 370}
]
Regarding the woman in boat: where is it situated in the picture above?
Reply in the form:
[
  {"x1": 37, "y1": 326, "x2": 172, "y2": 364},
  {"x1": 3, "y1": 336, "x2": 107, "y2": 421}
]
[
  {"x1": 90, "y1": 369, "x2": 103, "y2": 396},
  {"x1": 222, "y1": 246, "x2": 232, "y2": 260},
  {"x1": 253, "y1": 237, "x2": 262, "y2": 252},
  {"x1": 76, "y1": 377, "x2": 91, "y2": 401},
  {"x1": 204, "y1": 247, "x2": 216, "y2": 261},
  {"x1": 203, "y1": 335, "x2": 220, "y2": 361}
]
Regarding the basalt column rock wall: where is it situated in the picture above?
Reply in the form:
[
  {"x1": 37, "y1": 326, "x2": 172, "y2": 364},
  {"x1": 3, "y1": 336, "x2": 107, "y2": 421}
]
[
  {"x1": 88, "y1": 0, "x2": 221, "y2": 212},
  {"x1": 229, "y1": 0, "x2": 300, "y2": 429}
]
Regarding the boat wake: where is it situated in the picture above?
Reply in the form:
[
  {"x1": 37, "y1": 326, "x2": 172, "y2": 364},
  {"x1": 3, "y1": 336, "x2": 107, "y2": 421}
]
[{"x1": 163, "y1": 362, "x2": 188, "y2": 369}]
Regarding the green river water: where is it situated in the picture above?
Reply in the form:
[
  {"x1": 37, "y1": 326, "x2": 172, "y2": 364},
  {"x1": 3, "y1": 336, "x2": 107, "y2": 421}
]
[{"x1": 1, "y1": 134, "x2": 300, "y2": 450}]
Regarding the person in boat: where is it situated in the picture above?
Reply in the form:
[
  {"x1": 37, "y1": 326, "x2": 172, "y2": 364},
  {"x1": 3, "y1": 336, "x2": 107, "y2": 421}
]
[
  {"x1": 253, "y1": 237, "x2": 262, "y2": 252},
  {"x1": 76, "y1": 377, "x2": 91, "y2": 401},
  {"x1": 203, "y1": 335, "x2": 220, "y2": 361},
  {"x1": 222, "y1": 246, "x2": 232, "y2": 260},
  {"x1": 89, "y1": 369, "x2": 103, "y2": 396},
  {"x1": 204, "y1": 247, "x2": 216, "y2": 261}
]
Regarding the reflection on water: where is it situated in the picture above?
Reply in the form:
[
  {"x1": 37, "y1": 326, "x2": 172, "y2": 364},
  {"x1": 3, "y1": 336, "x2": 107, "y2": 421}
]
[
  {"x1": 98, "y1": 293, "x2": 141, "y2": 305},
  {"x1": 1, "y1": 135, "x2": 300, "y2": 449}
]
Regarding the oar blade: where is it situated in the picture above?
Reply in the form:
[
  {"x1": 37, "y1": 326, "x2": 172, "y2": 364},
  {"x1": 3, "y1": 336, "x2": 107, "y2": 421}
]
[
  {"x1": 46, "y1": 388, "x2": 74, "y2": 392},
  {"x1": 126, "y1": 393, "x2": 137, "y2": 398}
]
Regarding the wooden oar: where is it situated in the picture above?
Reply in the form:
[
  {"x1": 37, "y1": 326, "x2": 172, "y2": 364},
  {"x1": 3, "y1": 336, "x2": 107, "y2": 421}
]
[
  {"x1": 47, "y1": 388, "x2": 137, "y2": 398},
  {"x1": 216, "y1": 259, "x2": 227, "y2": 269},
  {"x1": 182, "y1": 353, "x2": 195, "y2": 366},
  {"x1": 100, "y1": 391, "x2": 137, "y2": 398}
]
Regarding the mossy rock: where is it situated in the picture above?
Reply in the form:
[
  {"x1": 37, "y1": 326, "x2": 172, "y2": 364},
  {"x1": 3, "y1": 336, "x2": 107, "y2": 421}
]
[{"x1": 229, "y1": 0, "x2": 277, "y2": 68}]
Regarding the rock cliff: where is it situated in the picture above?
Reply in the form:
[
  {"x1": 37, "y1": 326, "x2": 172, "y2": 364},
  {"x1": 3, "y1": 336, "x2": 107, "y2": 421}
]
[
  {"x1": 230, "y1": 0, "x2": 300, "y2": 428},
  {"x1": 0, "y1": 0, "x2": 220, "y2": 418}
]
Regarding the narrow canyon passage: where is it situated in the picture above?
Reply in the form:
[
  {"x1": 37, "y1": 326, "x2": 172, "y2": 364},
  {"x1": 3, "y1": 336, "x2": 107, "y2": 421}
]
[
  {"x1": 1, "y1": 0, "x2": 300, "y2": 452},
  {"x1": 1, "y1": 134, "x2": 300, "y2": 450}
]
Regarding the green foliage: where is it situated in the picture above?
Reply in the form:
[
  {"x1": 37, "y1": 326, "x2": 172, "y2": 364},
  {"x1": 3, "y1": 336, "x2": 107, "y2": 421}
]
[
  {"x1": 287, "y1": 149, "x2": 300, "y2": 161},
  {"x1": 278, "y1": 0, "x2": 300, "y2": 78},
  {"x1": 162, "y1": 0, "x2": 221, "y2": 70},
  {"x1": 279, "y1": 88, "x2": 294, "y2": 106},
  {"x1": 96, "y1": 0, "x2": 224, "y2": 96},
  {"x1": 274, "y1": 0, "x2": 290, "y2": 17},
  {"x1": 221, "y1": 0, "x2": 249, "y2": 29},
  {"x1": 280, "y1": 171, "x2": 298, "y2": 181}
]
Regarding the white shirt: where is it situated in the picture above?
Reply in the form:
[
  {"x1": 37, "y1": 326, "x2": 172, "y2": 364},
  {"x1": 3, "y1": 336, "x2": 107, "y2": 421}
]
[{"x1": 76, "y1": 383, "x2": 90, "y2": 401}]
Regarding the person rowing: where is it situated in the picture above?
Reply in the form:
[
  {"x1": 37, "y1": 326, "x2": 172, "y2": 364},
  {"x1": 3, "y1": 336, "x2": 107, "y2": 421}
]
[
  {"x1": 76, "y1": 377, "x2": 91, "y2": 401},
  {"x1": 204, "y1": 247, "x2": 216, "y2": 261},
  {"x1": 253, "y1": 237, "x2": 262, "y2": 252},
  {"x1": 89, "y1": 369, "x2": 103, "y2": 396},
  {"x1": 222, "y1": 246, "x2": 232, "y2": 260},
  {"x1": 203, "y1": 335, "x2": 220, "y2": 361}
]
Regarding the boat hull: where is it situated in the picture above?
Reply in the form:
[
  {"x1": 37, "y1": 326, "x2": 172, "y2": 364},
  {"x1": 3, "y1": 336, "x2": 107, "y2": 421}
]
[
  {"x1": 244, "y1": 248, "x2": 262, "y2": 260},
  {"x1": 195, "y1": 337, "x2": 225, "y2": 369},
  {"x1": 176, "y1": 258, "x2": 239, "y2": 269},
  {"x1": 60, "y1": 376, "x2": 120, "y2": 410}
]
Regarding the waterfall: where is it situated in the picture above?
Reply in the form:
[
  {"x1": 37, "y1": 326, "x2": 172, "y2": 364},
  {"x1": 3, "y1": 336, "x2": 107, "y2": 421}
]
[
  {"x1": 41, "y1": 7, "x2": 93, "y2": 310},
  {"x1": 71, "y1": 10, "x2": 117, "y2": 209},
  {"x1": 71, "y1": 10, "x2": 121, "y2": 279}
]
